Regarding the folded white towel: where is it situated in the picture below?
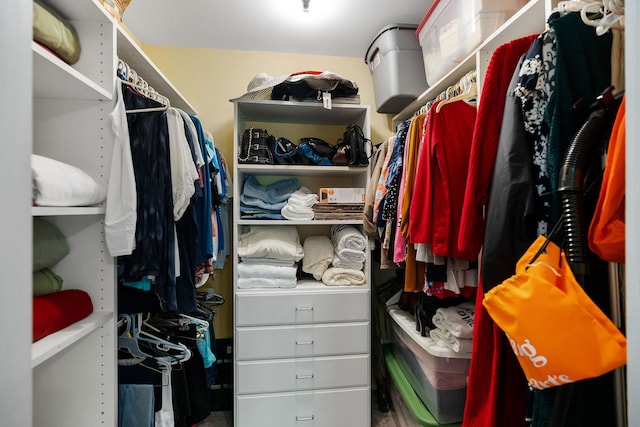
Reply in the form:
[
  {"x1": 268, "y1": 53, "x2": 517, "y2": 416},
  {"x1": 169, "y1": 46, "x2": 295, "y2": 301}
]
[
  {"x1": 281, "y1": 203, "x2": 314, "y2": 221},
  {"x1": 432, "y1": 302, "x2": 475, "y2": 339},
  {"x1": 424, "y1": 336, "x2": 472, "y2": 358},
  {"x1": 429, "y1": 327, "x2": 473, "y2": 354},
  {"x1": 321, "y1": 267, "x2": 366, "y2": 286},
  {"x1": 32, "y1": 154, "x2": 107, "y2": 206},
  {"x1": 240, "y1": 257, "x2": 295, "y2": 266},
  {"x1": 288, "y1": 186, "x2": 318, "y2": 207},
  {"x1": 238, "y1": 225, "x2": 304, "y2": 261},
  {"x1": 331, "y1": 224, "x2": 366, "y2": 251},
  {"x1": 335, "y1": 247, "x2": 366, "y2": 264},
  {"x1": 237, "y1": 277, "x2": 296, "y2": 289},
  {"x1": 237, "y1": 262, "x2": 298, "y2": 280},
  {"x1": 302, "y1": 235, "x2": 334, "y2": 280},
  {"x1": 331, "y1": 253, "x2": 363, "y2": 271}
]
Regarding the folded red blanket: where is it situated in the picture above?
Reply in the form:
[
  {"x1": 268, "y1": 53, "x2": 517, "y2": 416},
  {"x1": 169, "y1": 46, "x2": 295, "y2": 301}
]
[{"x1": 33, "y1": 289, "x2": 94, "y2": 342}]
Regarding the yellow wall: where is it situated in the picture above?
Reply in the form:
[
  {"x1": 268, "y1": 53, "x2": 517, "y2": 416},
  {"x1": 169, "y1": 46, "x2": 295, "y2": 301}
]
[{"x1": 140, "y1": 44, "x2": 396, "y2": 338}]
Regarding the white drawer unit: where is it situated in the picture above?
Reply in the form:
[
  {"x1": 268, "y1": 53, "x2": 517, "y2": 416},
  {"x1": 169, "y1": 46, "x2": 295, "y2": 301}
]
[
  {"x1": 235, "y1": 289, "x2": 370, "y2": 326},
  {"x1": 236, "y1": 354, "x2": 370, "y2": 394},
  {"x1": 236, "y1": 387, "x2": 371, "y2": 427},
  {"x1": 232, "y1": 99, "x2": 372, "y2": 426}
]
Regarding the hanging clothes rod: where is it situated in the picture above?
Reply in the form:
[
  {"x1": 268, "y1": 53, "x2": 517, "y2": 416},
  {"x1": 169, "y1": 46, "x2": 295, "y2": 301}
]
[
  {"x1": 117, "y1": 59, "x2": 171, "y2": 113},
  {"x1": 413, "y1": 69, "x2": 477, "y2": 117}
]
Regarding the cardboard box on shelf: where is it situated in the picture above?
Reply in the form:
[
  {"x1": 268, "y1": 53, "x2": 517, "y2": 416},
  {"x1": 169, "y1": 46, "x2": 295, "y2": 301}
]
[{"x1": 319, "y1": 187, "x2": 365, "y2": 204}]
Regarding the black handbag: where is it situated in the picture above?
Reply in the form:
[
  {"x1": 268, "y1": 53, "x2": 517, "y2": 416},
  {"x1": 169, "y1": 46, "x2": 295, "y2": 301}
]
[
  {"x1": 238, "y1": 128, "x2": 273, "y2": 164},
  {"x1": 339, "y1": 123, "x2": 372, "y2": 166},
  {"x1": 300, "y1": 137, "x2": 337, "y2": 159},
  {"x1": 271, "y1": 137, "x2": 312, "y2": 165}
]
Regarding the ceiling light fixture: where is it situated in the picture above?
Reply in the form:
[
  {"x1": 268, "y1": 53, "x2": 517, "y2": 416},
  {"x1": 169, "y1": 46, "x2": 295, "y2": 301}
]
[{"x1": 302, "y1": 0, "x2": 310, "y2": 12}]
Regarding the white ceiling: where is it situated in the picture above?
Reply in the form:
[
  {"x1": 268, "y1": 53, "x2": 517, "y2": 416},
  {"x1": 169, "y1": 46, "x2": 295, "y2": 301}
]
[{"x1": 122, "y1": 0, "x2": 434, "y2": 59}]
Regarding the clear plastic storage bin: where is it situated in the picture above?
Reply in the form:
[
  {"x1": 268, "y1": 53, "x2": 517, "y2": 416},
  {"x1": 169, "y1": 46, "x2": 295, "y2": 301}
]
[
  {"x1": 387, "y1": 305, "x2": 471, "y2": 424},
  {"x1": 385, "y1": 345, "x2": 462, "y2": 427},
  {"x1": 416, "y1": 0, "x2": 529, "y2": 84}
]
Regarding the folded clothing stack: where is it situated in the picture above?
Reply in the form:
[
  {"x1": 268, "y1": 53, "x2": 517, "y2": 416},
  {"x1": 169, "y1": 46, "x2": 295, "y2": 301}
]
[
  {"x1": 281, "y1": 187, "x2": 318, "y2": 220},
  {"x1": 33, "y1": 289, "x2": 94, "y2": 342},
  {"x1": 237, "y1": 225, "x2": 304, "y2": 288},
  {"x1": 329, "y1": 224, "x2": 366, "y2": 270},
  {"x1": 240, "y1": 175, "x2": 298, "y2": 219},
  {"x1": 301, "y1": 235, "x2": 334, "y2": 280},
  {"x1": 320, "y1": 224, "x2": 367, "y2": 286},
  {"x1": 429, "y1": 301, "x2": 475, "y2": 354}
]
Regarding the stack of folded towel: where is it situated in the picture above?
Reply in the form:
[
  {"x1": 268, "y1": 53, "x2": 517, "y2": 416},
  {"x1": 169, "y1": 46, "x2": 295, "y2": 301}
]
[
  {"x1": 321, "y1": 225, "x2": 367, "y2": 286},
  {"x1": 240, "y1": 175, "x2": 298, "y2": 219},
  {"x1": 237, "y1": 225, "x2": 304, "y2": 288},
  {"x1": 429, "y1": 301, "x2": 475, "y2": 354},
  {"x1": 281, "y1": 186, "x2": 318, "y2": 220},
  {"x1": 330, "y1": 224, "x2": 366, "y2": 270}
]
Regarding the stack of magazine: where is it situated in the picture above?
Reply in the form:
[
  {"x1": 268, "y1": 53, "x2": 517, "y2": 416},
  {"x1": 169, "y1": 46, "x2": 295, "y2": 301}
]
[{"x1": 312, "y1": 203, "x2": 364, "y2": 221}]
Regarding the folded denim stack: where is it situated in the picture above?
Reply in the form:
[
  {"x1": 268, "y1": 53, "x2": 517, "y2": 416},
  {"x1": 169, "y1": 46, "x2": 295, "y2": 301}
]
[{"x1": 240, "y1": 175, "x2": 299, "y2": 219}]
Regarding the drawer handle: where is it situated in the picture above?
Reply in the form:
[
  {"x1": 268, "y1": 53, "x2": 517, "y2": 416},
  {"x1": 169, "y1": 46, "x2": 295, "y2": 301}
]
[
  {"x1": 296, "y1": 415, "x2": 315, "y2": 422},
  {"x1": 295, "y1": 373, "x2": 314, "y2": 379},
  {"x1": 295, "y1": 340, "x2": 314, "y2": 345},
  {"x1": 295, "y1": 306, "x2": 314, "y2": 311}
]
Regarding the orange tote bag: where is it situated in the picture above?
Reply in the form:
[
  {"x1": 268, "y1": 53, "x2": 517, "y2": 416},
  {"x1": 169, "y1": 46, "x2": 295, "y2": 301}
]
[{"x1": 482, "y1": 235, "x2": 626, "y2": 390}]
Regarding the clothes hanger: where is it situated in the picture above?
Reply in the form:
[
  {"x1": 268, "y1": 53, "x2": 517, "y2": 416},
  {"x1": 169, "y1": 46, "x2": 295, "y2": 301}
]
[
  {"x1": 579, "y1": 0, "x2": 624, "y2": 35},
  {"x1": 178, "y1": 313, "x2": 210, "y2": 333},
  {"x1": 118, "y1": 313, "x2": 153, "y2": 360},
  {"x1": 557, "y1": 0, "x2": 595, "y2": 13},
  {"x1": 128, "y1": 313, "x2": 192, "y2": 363},
  {"x1": 136, "y1": 326, "x2": 192, "y2": 364},
  {"x1": 117, "y1": 61, "x2": 171, "y2": 113},
  {"x1": 435, "y1": 81, "x2": 477, "y2": 113},
  {"x1": 121, "y1": 79, "x2": 170, "y2": 113},
  {"x1": 195, "y1": 301, "x2": 217, "y2": 322}
]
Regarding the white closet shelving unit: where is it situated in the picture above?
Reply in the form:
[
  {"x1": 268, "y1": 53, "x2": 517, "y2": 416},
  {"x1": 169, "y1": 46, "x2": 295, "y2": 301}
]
[
  {"x1": 31, "y1": 2, "x2": 115, "y2": 425},
  {"x1": 232, "y1": 100, "x2": 372, "y2": 427},
  {"x1": 29, "y1": 1, "x2": 195, "y2": 425}
]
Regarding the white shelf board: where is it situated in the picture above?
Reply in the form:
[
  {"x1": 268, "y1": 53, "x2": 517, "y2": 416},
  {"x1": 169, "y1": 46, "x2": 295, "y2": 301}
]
[
  {"x1": 32, "y1": 311, "x2": 113, "y2": 368},
  {"x1": 238, "y1": 219, "x2": 364, "y2": 226},
  {"x1": 32, "y1": 206, "x2": 106, "y2": 216},
  {"x1": 236, "y1": 280, "x2": 370, "y2": 294},
  {"x1": 45, "y1": 0, "x2": 111, "y2": 22},
  {"x1": 237, "y1": 164, "x2": 368, "y2": 177},
  {"x1": 32, "y1": 42, "x2": 111, "y2": 101},
  {"x1": 235, "y1": 99, "x2": 369, "y2": 125}
]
